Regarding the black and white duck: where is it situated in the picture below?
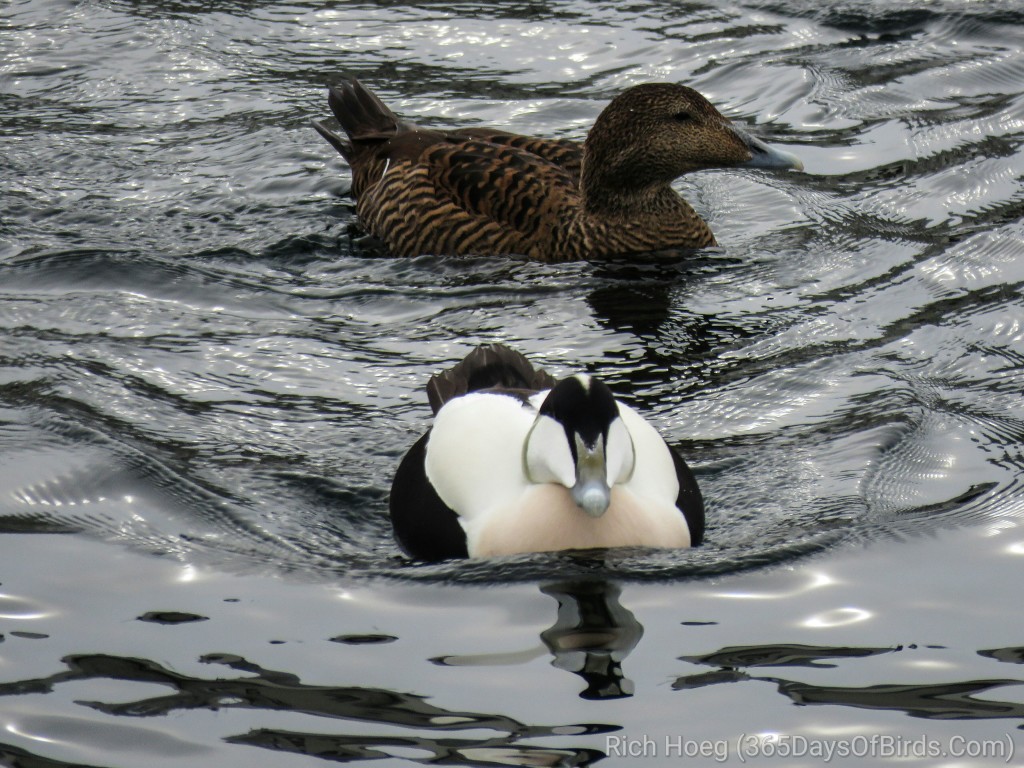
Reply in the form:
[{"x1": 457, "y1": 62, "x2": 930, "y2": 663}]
[{"x1": 389, "y1": 345, "x2": 705, "y2": 561}]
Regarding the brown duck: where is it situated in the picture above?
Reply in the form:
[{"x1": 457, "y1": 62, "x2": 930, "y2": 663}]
[{"x1": 314, "y1": 79, "x2": 802, "y2": 261}]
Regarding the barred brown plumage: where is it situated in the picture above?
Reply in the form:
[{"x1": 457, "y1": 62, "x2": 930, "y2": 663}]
[{"x1": 313, "y1": 79, "x2": 803, "y2": 261}]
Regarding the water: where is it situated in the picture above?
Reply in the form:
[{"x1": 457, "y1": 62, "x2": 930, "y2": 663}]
[{"x1": 2, "y1": 0, "x2": 1024, "y2": 764}]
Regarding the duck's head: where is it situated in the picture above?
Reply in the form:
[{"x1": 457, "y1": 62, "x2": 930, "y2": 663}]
[
  {"x1": 524, "y1": 375, "x2": 635, "y2": 517},
  {"x1": 582, "y1": 83, "x2": 802, "y2": 203}
]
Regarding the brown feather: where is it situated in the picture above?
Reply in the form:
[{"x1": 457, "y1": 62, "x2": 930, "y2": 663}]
[
  {"x1": 426, "y1": 344, "x2": 557, "y2": 415},
  {"x1": 315, "y1": 79, "x2": 799, "y2": 261}
]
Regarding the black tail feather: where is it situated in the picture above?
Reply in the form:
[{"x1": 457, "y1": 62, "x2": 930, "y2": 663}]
[
  {"x1": 427, "y1": 344, "x2": 557, "y2": 414},
  {"x1": 315, "y1": 79, "x2": 404, "y2": 161},
  {"x1": 311, "y1": 118, "x2": 352, "y2": 160},
  {"x1": 328, "y1": 79, "x2": 401, "y2": 140}
]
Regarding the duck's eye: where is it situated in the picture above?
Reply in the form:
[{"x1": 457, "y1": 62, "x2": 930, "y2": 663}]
[{"x1": 673, "y1": 111, "x2": 693, "y2": 122}]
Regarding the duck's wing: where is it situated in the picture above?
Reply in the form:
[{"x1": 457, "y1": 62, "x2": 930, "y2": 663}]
[
  {"x1": 353, "y1": 136, "x2": 581, "y2": 259},
  {"x1": 423, "y1": 138, "x2": 579, "y2": 234},
  {"x1": 453, "y1": 129, "x2": 582, "y2": 181},
  {"x1": 341, "y1": 131, "x2": 581, "y2": 259},
  {"x1": 427, "y1": 344, "x2": 556, "y2": 415}
]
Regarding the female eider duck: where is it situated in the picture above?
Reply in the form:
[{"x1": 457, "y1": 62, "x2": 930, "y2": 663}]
[
  {"x1": 389, "y1": 345, "x2": 704, "y2": 561},
  {"x1": 314, "y1": 79, "x2": 801, "y2": 261}
]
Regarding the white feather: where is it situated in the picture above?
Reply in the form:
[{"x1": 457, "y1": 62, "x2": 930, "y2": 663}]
[
  {"x1": 616, "y1": 401, "x2": 681, "y2": 507},
  {"x1": 424, "y1": 392, "x2": 537, "y2": 523},
  {"x1": 524, "y1": 414, "x2": 575, "y2": 487},
  {"x1": 605, "y1": 415, "x2": 636, "y2": 485}
]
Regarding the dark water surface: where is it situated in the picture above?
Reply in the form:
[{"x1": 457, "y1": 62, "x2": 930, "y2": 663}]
[{"x1": 2, "y1": 0, "x2": 1024, "y2": 765}]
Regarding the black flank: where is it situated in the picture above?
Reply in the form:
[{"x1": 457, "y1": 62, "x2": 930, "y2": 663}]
[
  {"x1": 667, "y1": 444, "x2": 705, "y2": 545},
  {"x1": 389, "y1": 432, "x2": 468, "y2": 562}
]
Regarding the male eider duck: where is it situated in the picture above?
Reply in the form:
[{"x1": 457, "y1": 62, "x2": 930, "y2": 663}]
[
  {"x1": 389, "y1": 345, "x2": 704, "y2": 561},
  {"x1": 314, "y1": 79, "x2": 801, "y2": 261}
]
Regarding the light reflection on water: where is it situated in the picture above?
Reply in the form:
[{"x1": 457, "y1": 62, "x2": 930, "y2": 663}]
[
  {"x1": 2, "y1": 0, "x2": 1024, "y2": 764},
  {"x1": 3, "y1": 528, "x2": 1024, "y2": 765}
]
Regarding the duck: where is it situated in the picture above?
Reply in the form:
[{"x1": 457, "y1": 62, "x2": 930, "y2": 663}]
[
  {"x1": 389, "y1": 345, "x2": 704, "y2": 561},
  {"x1": 314, "y1": 79, "x2": 801, "y2": 262}
]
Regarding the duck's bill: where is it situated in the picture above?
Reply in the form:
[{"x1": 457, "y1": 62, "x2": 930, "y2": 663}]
[
  {"x1": 571, "y1": 437, "x2": 611, "y2": 518},
  {"x1": 733, "y1": 126, "x2": 804, "y2": 171}
]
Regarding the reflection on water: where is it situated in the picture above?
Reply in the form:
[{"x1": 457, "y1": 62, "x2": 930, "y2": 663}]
[
  {"x1": 680, "y1": 642, "x2": 897, "y2": 669},
  {"x1": 540, "y1": 582, "x2": 644, "y2": 700},
  {"x1": 3, "y1": 0, "x2": 1024, "y2": 764},
  {"x1": 0, "y1": 575, "x2": 710, "y2": 762},
  {"x1": 3, "y1": 554, "x2": 1024, "y2": 766},
  {"x1": 0, "y1": 580, "x2": 636, "y2": 766},
  {"x1": 678, "y1": 642, "x2": 1024, "y2": 726},
  {"x1": 980, "y1": 647, "x2": 1024, "y2": 666},
  {"x1": 0, "y1": 652, "x2": 614, "y2": 766},
  {"x1": 435, "y1": 581, "x2": 645, "y2": 700},
  {"x1": 773, "y1": 678, "x2": 1024, "y2": 725}
]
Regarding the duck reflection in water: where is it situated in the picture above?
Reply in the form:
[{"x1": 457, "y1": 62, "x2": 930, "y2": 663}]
[
  {"x1": 434, "y1": 580, "x2": 643, "y2": 700},
  {"x1": 541, "y1": 581, "x2": 644, "y2": 700}
]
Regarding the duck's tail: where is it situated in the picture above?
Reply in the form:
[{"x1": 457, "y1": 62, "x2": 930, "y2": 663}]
[
  {"x1": 312, "y1": 78, "x2": 404, "y2": 162},
  {"x1": 427, "y1": 345, "x2": 558, "y2": 415}
]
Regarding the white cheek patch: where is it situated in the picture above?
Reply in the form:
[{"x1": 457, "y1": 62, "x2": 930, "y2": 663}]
[
  {"x1": 605, "y1": 415, "x2": 636, "y2": 486},
  {"x1": 524, "y1": 414, "x2": 575, "y2": 488}
]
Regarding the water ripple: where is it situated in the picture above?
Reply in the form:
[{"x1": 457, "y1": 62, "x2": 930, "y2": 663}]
[{"x1": 2, "y1": 0, "x2": 1023, "y2": 587}]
